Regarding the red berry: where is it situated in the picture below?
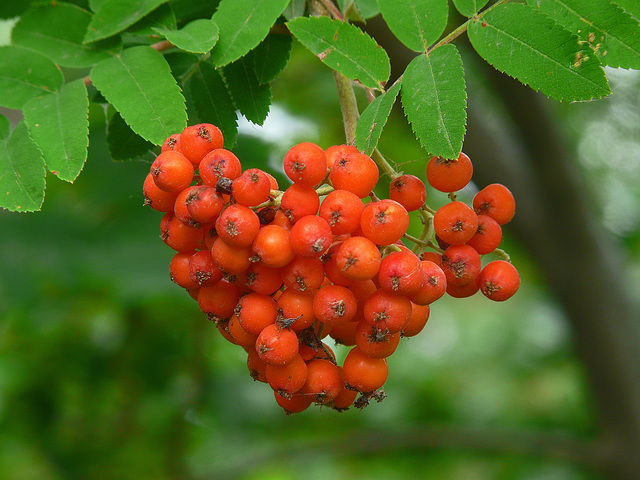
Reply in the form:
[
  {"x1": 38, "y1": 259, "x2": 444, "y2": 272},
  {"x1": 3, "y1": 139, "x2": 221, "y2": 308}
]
[
  {"x1": 330, "y1": 152, "x2": 379, "y2": 198},
  {"x1": 426, "y1": 152, "x2": 473, "y2": 193},
  {"x1": 150, "y1": 151, "x2": 194, "y2": 193},
  {"x1": 283, "y1": 142, "x2": 326, "y2": 187},
  {"x1": 441, "y1": 244, "x2": 481, "y2": 287},
  {"x1": 433, "y1": 201, "x2": 478, "y2": 245},
  {"x1": 477, "y1": 260, "x2": 520, "y2": 301},
  {"x1": 473, "y1": 183, "x2": 516, "y2": 225},
  {"x1": 180, "y1": 123, "x2": 224, "y2": 166},
  {"x1": 288, "y1": 215, "x2": 333, "y2": 258},
  {"x1": 389, "y1": 174, "x2": 426, "y2": 211},
  {"x1": 360, "y1": 199, "x2": 410, "y2": 246}
]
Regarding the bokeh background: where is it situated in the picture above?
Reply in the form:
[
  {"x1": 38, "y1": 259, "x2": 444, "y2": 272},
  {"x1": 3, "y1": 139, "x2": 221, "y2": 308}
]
[{"x1": 2, "y1": 9, "x2": 640, "y2": 480}]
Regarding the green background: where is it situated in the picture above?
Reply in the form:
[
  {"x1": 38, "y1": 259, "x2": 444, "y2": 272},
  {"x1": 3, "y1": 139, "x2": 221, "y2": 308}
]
[{"x1": 1, "y1": 14, "x2": 640, "y2": 480}]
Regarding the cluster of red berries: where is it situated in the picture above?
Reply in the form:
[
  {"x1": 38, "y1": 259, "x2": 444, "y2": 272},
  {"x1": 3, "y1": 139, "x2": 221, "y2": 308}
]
[{"x1": 143, "y1": 122, "x2": 520, "y2": 414}]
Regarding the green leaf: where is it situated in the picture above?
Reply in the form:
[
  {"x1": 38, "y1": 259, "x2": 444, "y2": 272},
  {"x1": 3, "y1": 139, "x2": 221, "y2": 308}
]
[
  {"x1": 223, "y1": 55, "x2": 272, "y2": 125},
  {"x1": 107, "y1": 111, "x2": 155, "y2": 160},
  {"x1": 283, "y1": 0, "x2": 307, "y2": 20},
  {"x1": 211, "y1": 0, "x2": 290, "y2": 67},
  {"x1": 452, "y1": 0, "x2": 490, "y2": 17},
  {"x1": 401, "y1": 45, "x2": 467, "y2": 159},
  {"x1": 84, "y1": 0, "x2": 168, "y2": 43},
  {"x1": 287, "y1": 16, "x2": 390, "y2": 90},
  {"x1": 377, "y1": 0, "x2": 449, "y2": 51},
  {"x1": 167, "y1": 0, "x2": 219, "y2": 25},
  {"x1": 127, "y1": 3, "x2": 177, "y2": 35},
  {"x1": 356, "y1": 81, "x2": 401, "y2": 155},
  {"x1": 0, "y1": 1, "x2": 33, "y2": 19},
  {"x1": 12, "y1": 3, "x2": 121, "y2": 68},
  {"x1": 0, "y1": 121, "x2": 46, "y2": 212},
  {"x1": 253, "y1": 34, "x2": 292, "y2": 84},
  {"x1": 187, "y1": 61, "x2": 238, "y2": 148},
  {"x1": 154, "y1": 18, "x2": 219, "y2": 53},
  {"x1": 22, "y1": 80, "x2": 89, "y2": 183},
  {"x1": 91, "y1": 46, "x2": 187, "y2": 145},
  {"x1": 527, "y1": 0, "x2": 640, "y2": 70},
  {"x1": 355, "y1": 0, "x2": 380, "y2": 19},
  {"x1": 0, "y1": 46, "x2": 64, "y2": 109},
  {"x1": 468, "y1": 3, "x2": 611, "y2": 102},
  {"x1": 0, "y1": 115, "x2": 10, "y2": 141},
  {"x1": 614, "y1": 0, "x2": 640, "y2": 21},
  {"x1": 165, "y1": 51, "x2": 200, "y2": 80}
]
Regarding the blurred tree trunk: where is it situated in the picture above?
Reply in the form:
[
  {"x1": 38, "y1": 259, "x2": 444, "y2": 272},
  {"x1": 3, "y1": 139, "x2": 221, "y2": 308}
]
[{"x1": 365, "y1": 15, "x2": 640, "y2": 480}]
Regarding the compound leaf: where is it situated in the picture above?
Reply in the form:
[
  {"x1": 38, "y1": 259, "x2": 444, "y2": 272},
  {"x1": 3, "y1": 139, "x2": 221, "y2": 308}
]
[
  {"x1": 0, "y1": 46, "x2": 64, "y2": 109},
  {"x1": 91, "y1": 46, "x2": 187, "y2": 145},
  {"x1": 153, "y1": 18, "x2": 219, "y2": 54},
  {"x1": 356, "y1": 81, "x2": 401, "y2": 155},
  {"x1": 223, "y1": 55, "x2": 272, "y2": 125},
  {"x1": 287, "y1": 16, "x2": 390, "y2": 90},
  {"x1": 84, "y1": 0, "x2": 168, "y2": 43},
  {"x1": 468, "y1": 3, "x2": 610, "y2": 102},
  {"x1": 22, "y1": 79, "x2": 89, "y2": 183},
  {"x1": 187, "y1": 61, "x2": 238, "y2": 148},
  {"x1": 12, "y1": 3, "x2": 121, "y2": 68},
  {"x1": 0, "y1": 121, "x2": 46, "y2": 212},
  {"x1": 401, "y1": 45, "x2": 467, "y2": 159},
  {"x1": 210, "y1": 0, "x2": 290, "y2": 67},
  {"x1": 377, "y1": 0, "x2": 449, "y2": 51},
  {"x1": 527, "y1": 0, "x2": 640, "y2": 70}
]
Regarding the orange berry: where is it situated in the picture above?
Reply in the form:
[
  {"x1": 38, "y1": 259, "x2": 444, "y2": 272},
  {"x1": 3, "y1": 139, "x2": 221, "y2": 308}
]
[{"x1": 426, "y1": 152, "x2": 473, "y2": 192}]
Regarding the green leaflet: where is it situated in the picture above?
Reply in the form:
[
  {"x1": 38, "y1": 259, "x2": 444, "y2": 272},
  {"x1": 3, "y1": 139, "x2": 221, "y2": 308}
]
[
  {"x1": 0, "y1": 114, "x2": 10, "y2": 141},
  {"x1": 452, "y1": 0, "x2": 490, "y2": 17},
  {"x1": 287, "y1": 16, "x2": 390, "y2": 90},
  {"x1": 0, "y1": 1, "x2": 33, "y2": 19},
  {"x1": 283, "y1": 0, "x2": 307, "y2": 20},
  {"x1": 23, "y1": 79, "x2": 89, "y2": 183},
  {"x1": 614, "y1": 0, "x2": 640, "y2": 20},
  {"x1": 356, "y1": 81, "x2": 402, "y2": 156},
  {"x1": 210, "y1": 0, "x2": 290, "y2": 67},
  {"x1": 468, "y1": 3, "x2": 610, "y2": 102},
  {"x1": 12, "y1": 3, "x2": 121, "y2": 68},
  {"x1": 253, "y1": 34, "x2": 293, "y2": 85},
  {"x1": 107, "y1": 111, "x2": 155, "y2": 161},
  {"x1": 0, "y1": 121, "x2": 46, "y2": 212},
  {"x1": 187, "y1": 61, "x2": 238, "y2": 148},
  {"x1": 377, "y1": 0, "x2": 449, "y2": 51},
  {"x1": 401, "y1": 45, "x2": 467, "y2": 159},
  {"x1": 223, "y1": 55, "x2": 272, "y2": 125},
  {"x1": 0, "y1": 46, "x2": 64, "y2": 109},
  {"x1": 153, "y1": 18, "x2": 219, "y2": 54},
  {"x1": 527, "y1": 0, "x2": 640, "y2": 70},
  {"x1": 91, "y1": 46, "x2": 187, "y2": 146},
  {"x1": 84, "y1": 0, "x2": 168, "y2": 43},
  {"x1": 127, "y1": 3, "x2": 177, "y2": 36}
]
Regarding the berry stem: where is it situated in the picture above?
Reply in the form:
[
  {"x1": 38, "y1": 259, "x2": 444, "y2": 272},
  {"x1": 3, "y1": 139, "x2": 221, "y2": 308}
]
[
  {"x1": 402, "y1": 232, "x2": 429, "y2": 248},
  {"x1": 414, "y1": 209, "x2": 435, "y2": 254},
  {"x1": 372, "y1": 148, "x2": 400, "y2": 180}
]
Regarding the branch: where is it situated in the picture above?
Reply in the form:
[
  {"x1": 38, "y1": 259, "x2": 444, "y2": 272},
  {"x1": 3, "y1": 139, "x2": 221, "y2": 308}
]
[
  {"x1": 204, "y1": 424, "x2": 605, "y2": 480},
  {"x1": 333, "y1": 70, "x2": 359, "y2": 146}
]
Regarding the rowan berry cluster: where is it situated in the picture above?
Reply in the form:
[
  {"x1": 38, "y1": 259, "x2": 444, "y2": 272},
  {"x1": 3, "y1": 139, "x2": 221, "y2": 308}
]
[{"x1": 143, "y1": 122, "x2": 520, "y2": 414}]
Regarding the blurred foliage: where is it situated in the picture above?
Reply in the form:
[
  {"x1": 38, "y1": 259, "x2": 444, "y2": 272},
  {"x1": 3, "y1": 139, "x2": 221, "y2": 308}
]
[{"x1": 3, "y1": 18, "x2": 640, "y2": 480}]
